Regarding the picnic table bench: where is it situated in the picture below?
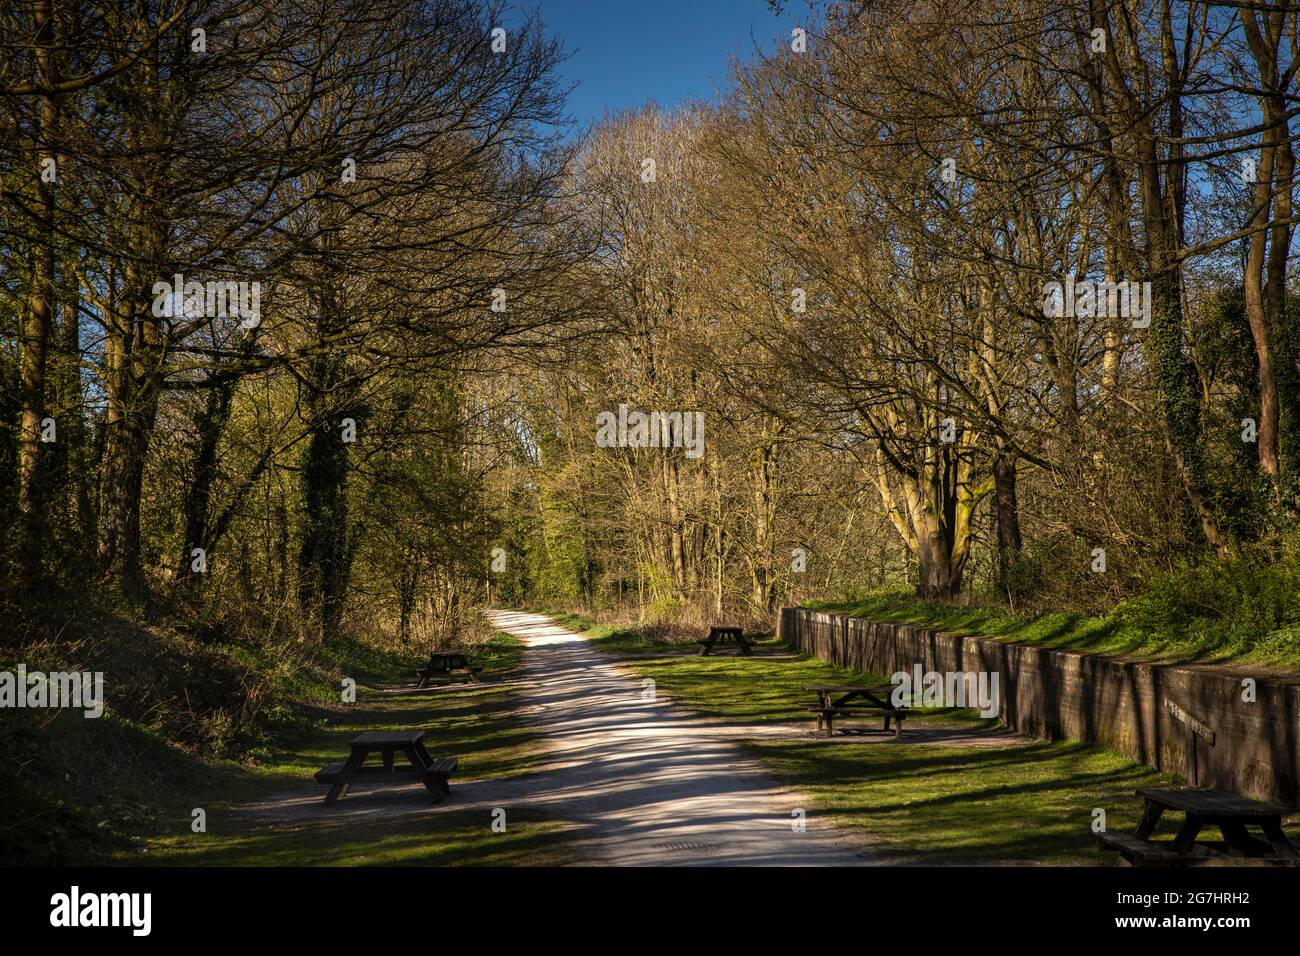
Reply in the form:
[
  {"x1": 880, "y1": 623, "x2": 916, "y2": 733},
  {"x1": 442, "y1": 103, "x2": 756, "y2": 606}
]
[
  {"x1": 1098, "y1": 788, "x2": 1298, "y2": 866},
  {"x1": 806, "y1": 684, "x2": 906, "y2": 737},
  {"x1": 415, "y1": 650, "x2": 482, "y2": 687},
  {"x1": 314, "y1": 730, "x2": 458, "y2": 806},
  {"x1": 696, "y1": 626, "x2": 756, "y2": 656}
]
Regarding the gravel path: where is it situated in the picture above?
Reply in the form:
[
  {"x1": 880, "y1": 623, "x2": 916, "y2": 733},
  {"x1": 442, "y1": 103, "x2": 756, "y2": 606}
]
[{"x1": 482, "y1": 609, "x2": 869, "y2": 866}]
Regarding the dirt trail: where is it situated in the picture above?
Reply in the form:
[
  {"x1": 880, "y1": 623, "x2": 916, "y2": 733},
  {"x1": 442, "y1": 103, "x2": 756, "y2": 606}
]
[{"x1": 480, "y1": 609, "x2": 868, "y2": 865}]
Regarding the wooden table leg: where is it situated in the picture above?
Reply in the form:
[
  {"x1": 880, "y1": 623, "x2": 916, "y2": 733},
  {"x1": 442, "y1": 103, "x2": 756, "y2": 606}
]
[
  {"x1": 1133, "y1": 800, "x2": 1164, "y2": 840},
  {"x1": 1260, "y1": 818, "x2": 1299, "y2": 859},
  {"x1": 382, "y1": 748, "x2": 395, "y2": 774},
  {"x1": 1219, "y1": 821, "x2": 1258, "y2": 857},
  {"x1": 325, "y1": 746, "x2": 369, "y2": 806},
  {"x1": 1170, "y1": 814, "x2": 1203, "y2": 855},
  {"x1": 1222, "y1": 821, "x2": 1277, "y2": 858},
  {"x1": 412, "y1": 740, "x2": 434, "y2": 768}
]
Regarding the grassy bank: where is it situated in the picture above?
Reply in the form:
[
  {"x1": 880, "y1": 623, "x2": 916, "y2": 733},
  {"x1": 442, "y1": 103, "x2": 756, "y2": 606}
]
[
  {"x1": 809, "y1": 555, "x2": 1300, "y2": 672},
  {"x1": 3, "y1": 595, "x2": 586, "y2": 866},
  {"x1": 3, "y1": 588, "x2": 350, "y2": 865},
  {"x1": 113, "y1": 631, "x2": 583, "y2": 866}
]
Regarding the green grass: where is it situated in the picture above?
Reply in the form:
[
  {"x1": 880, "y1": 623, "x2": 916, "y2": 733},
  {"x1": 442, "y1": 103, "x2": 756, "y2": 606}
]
[
  {"x1": 110, "y1": 632, "x2": 587, "y2": 866},
  {"x1": 809, "y1": 590, "x2": 1134, "y2": 656},
  {"x1": 746, "y1": 738, "x2": 1177, "y2": 863},
  {"x1": 807, "y1": 538, "x2": 1300, "y2": 675},
  {"x1": 555, "y1": 613, "x2": 1300, "y2": 864},
  {"x1": 571, "y1": 617, "x2": 988, "y2": 728},
  {"x1": 134, "y1": 807, "x2": 578, "y2": 867}
]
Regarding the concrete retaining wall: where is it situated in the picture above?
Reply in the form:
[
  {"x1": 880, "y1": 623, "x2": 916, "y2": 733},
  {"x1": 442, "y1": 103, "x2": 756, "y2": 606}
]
[{"x1": 779, "y1": 608, "x2": 1300, "y2": 807}]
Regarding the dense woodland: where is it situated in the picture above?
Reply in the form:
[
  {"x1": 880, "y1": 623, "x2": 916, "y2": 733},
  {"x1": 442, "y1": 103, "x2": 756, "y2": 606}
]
[{"x1": 4, "y1": 0, "x2": 1300, "y2": 663}]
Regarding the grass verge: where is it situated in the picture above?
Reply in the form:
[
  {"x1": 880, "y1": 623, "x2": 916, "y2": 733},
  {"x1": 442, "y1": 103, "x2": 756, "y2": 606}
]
[{"x1": 808, "y1": 579, "x2": 1300, "y2": 672}]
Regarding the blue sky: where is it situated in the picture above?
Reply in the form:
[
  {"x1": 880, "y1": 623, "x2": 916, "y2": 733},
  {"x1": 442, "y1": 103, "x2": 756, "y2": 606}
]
[{"x1": 520, "y1": 0, "x2": 802, "y2": 131}]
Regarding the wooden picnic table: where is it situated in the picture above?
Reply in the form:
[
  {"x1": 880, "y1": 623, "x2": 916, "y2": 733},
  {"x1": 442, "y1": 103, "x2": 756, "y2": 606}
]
[
  {"x1": 415, "y1": 650, "x2": 482, "y2": 687},
  {"x1": 806, "y1": 684, "x2": 905, "y2": 737},
  {"x1": 314, "y1": 730, "x2": 458, "y2": 806},
  {"x1": 696, "y1": 626, "x2": 755, "y2": 656},
  {"x1": 1098, "y1": 787, "x2": 1298, "y2": 866}
]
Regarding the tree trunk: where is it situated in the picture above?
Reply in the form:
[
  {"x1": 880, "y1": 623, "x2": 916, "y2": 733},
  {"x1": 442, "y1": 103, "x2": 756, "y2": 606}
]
[
  {"x1": 1242, "y1": 129, "x2": 1281, "y2": 477},
  {"x1": 16, "y1": 0, "x2": 59, "y2": 588},
  {"x1": 296, "y1": 347, "x2": 353, "y2": 639},
  {"x1": 915, "y1": 524, "x2": 962, "y2": 598},
  {"x1": 97, "y1": 268, "x2": 162, "y2": 599},
  {"x1": 176, "y1": 335, "x2": 258, "y2": 583},
  {"x1": 177, "y1": 382, "x2": 235, "y2": 583},
  {"x1": 992, "y1": 450, "x2": 1021, "y2": 594},
  {"x1": 1133, "y1": 113, "x2": 1225, "y2": 551},
  {"x1": 750, "y1": 442, "x2": 777, "y2": 613},
  {"x1": 97, "y1": 379, "x2": 157, "y2": 598}
]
